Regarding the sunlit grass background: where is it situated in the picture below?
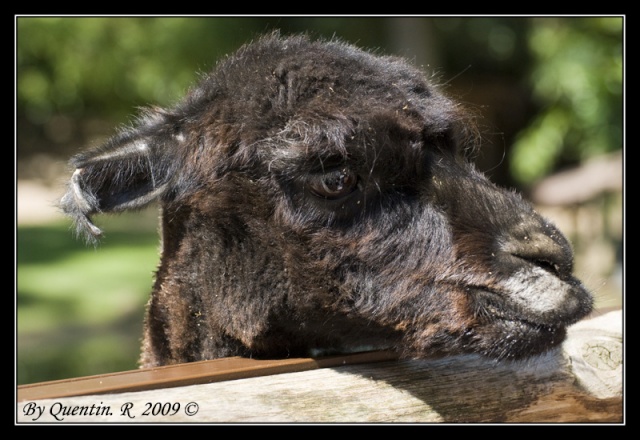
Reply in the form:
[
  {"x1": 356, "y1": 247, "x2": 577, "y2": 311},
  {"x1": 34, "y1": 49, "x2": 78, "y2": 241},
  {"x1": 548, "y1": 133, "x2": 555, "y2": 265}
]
[{"x1": 17, "y1": 209, "x2": 160, "y2": 384}]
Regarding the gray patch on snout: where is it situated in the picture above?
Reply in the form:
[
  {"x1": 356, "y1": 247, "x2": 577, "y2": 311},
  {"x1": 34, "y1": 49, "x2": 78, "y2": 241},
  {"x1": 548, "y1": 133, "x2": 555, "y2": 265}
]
[{"x1": 499, "y1": 266, "x2": 573, "y2": 317}]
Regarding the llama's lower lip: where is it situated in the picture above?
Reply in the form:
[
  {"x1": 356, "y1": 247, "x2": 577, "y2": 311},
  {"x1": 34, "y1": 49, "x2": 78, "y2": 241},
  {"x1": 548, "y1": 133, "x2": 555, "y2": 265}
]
[
  {"x1": 483, "y1": 317, "x2": 566, "y2": 360},
  {"x1": 469, "y1": 290, "x2": 567, "y2": 359},
  {"x1": 490, "y1": 306, "x2": 563, "y2": 333},
  {"x1": 496, "y1": 316, "x2": 562, "y2": 335},
  {"x1": 472, "y1": 287, "x2": 562, "y2": 329}
]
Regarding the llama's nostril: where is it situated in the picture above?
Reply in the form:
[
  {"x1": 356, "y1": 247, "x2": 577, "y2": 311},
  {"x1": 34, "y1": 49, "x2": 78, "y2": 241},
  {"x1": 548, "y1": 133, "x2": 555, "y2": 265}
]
[
  {"x1": 502, "y1": 231, "x2": 574, "y2": 277},
  {"x1": 514, "y1": 246, "x2": 572, "y2": 274}
]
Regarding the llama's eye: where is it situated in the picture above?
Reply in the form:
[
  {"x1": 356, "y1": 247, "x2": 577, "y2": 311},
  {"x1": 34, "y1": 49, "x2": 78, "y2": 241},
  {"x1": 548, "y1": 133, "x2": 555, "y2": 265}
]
[{"x1": 308, "y1": 167, "x2": 359, "y2": 200}]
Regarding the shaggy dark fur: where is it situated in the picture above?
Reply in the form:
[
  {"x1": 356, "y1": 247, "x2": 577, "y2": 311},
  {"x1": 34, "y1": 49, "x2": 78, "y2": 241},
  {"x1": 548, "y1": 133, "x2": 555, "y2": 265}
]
[{"x1": 60, "y1": 32, "x2": 593, "y2": 367}]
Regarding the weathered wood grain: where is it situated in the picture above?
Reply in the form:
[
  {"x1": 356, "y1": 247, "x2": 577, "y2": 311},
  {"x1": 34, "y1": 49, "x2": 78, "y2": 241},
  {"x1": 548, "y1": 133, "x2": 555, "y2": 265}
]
[{"x1": 16, "y1": 310, "x2": 622, "y2": 424}]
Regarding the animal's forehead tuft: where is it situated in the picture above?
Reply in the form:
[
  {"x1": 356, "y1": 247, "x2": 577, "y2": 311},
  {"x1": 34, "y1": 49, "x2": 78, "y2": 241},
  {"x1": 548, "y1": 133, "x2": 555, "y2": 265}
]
[
  {"x1": 195, "y1": 33, "x2": 437, "y2": 110},
  {"x1": 174, "y1": 33, "x2": 474, "y2": 179}
]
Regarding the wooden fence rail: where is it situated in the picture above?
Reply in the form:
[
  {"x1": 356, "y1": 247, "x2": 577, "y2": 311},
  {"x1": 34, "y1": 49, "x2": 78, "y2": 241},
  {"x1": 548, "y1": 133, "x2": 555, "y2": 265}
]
[{"x1": 16, "y1": 310, "x2": 623, "y2": 424}]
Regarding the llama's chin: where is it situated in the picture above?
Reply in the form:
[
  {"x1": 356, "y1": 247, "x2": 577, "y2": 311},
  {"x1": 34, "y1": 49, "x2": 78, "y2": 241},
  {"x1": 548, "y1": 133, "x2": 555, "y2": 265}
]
[{"x1": 475, "y1": 318, "x2": 568, "y2": 361}]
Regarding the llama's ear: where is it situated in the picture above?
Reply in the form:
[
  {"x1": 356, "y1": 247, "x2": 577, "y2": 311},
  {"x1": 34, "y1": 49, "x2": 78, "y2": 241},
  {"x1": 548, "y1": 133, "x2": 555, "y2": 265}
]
[{"x1": 60, "y1": 110, "x2": 182, "y2": 243}]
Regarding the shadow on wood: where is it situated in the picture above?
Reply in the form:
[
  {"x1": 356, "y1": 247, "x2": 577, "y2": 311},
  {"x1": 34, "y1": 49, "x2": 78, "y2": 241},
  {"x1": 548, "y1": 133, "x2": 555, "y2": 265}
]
[{"x1": 16, "y1": 310, "x2": 622, "y2": 423}]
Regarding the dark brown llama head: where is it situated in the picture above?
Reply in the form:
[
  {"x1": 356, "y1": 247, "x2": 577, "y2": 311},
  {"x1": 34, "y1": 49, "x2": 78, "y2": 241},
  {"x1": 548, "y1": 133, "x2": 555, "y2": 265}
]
[{"x1": 60, "y1": 32, "x2": 593, "y2": 367}]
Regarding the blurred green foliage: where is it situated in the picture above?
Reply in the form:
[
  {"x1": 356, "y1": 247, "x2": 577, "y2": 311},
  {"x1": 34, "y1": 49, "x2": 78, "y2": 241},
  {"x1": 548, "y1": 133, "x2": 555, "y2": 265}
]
[
  {"x1": 510, "y1": 17, "x2": 623, "y2": 184},
  {"x1": 17, "y1": 17, "x2": 265, "y2": 119}
]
